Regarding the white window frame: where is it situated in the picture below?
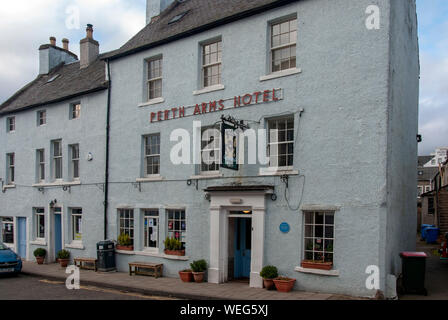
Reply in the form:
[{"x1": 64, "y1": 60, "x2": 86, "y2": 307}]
[
  {"x1": 143, "y1": 209, "x2": 159, "y2": 252},
  {"x1": 1, "y1": 217, "x2": 14, "y2": 245},
  {"x1": 70, "y1": 103, "x2": 81, "y2": 120},
  {"x1": 52, "y1": 140, "x2": 63, "y2": 181},
  {"x1": 118, "y1": 209, "x2": 134, "y2": 245},
  {"x1": 425, "y1": 185, "x2": 431, "y2": 193},
  {"x1": 38, "y1": 110, "x2": 46, "y2": 126},
  {"x1": 37, "y1": 149, "x2": 45, "y2": 183},
  {"x1": 70, "y1": 144, "x2": 80, "y2": 180},
  {"x1": 303, "y1": 211, "x2": 335, "y2": 265},
  {"x1": 147, "y1": 56, "x2": 163, "y2": 101},
  {"x1": 35, "y1": 208, "x2": 45, "y2": 240},
  {"x1": 144, "y1": 134, "x2": 161, "y2": 177},
  {"x1": 71, "y1": 208, "x2": 82, "y2": 242},
  {"x1": 201, "y1": 40, "x2": 222, "y2": 89},
  {"x1": 418, "y1": 186, "x2": 424, "y2": 197},
  {"x1": 7, "y1": 153, "x2": 15, "y2": 185},
  {"x1": 200, "y1": 126, "x2": 221, "y2": 174},
  {"x1": 267, "y1": 117, "x2": 294, "y2": 170},
  {"x1": 166, "y1": 209, "x2": 186, "y2": 249},
  {"x1": 270, "y1": 17, "x2": 297, "y2": 74}
]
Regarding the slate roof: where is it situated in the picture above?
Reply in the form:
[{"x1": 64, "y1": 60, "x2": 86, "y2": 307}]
[
  {"x1": 418, "y1": 167, "x2": 438, "y2": 182},
  {"x1": 104, "y1": 0, "x2": 298, "y2": 60},
  {"x1": 1, "y1": 0, "x2": 295, "y2": 114},
  {"x1": 418, "y1": 156, "x2": 433, "y2": 167},
  {"x1": 0, "y1": 57, "x2": 108, "y2": 115}
]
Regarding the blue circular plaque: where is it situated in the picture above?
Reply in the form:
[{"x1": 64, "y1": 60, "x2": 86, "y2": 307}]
[{"x1": 279, "y1": 222, "x2": 290, "y2": 234}]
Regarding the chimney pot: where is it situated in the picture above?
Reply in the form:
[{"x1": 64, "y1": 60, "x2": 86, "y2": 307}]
[
  {"x1": 62, "y1": 38, "x2": 69, "y2": 51},
  {"x1": 86, "y1": 24, "x2": 94, "y2": 39},
  {"x1": 50, "y1": 37, "x2": 56, "y2": 46}
]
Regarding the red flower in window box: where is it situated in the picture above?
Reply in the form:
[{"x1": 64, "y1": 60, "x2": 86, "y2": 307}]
[{"x1": 301, "y1": 260, "x2": 333, "y2": 270}]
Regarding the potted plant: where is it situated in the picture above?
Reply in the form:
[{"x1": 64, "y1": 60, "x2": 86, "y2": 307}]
[
  {"x1": 190, "y1": 259, "x2": 207, "y2": 283},
  {"x1": 260, "y1": 266, "x2": 278, "y2": 290},
  {"x1": 164, "y1": 237, "x2": 185, "y2": 256},
  {"x1": 57, "y1": 249, "x2": 70, "y2": 268},
  {"x1": 116, "y1": 233, "x2": 134, "y2": 251},
  {"x1": 179, "y1": 269, "x2": 193, "y2": 283},
  {"x1": 273, "y1": 276, "x2": 296, "y2": 293},
  {"x1": 33, "y1": 248, "x2": 46, "y2": 265}
]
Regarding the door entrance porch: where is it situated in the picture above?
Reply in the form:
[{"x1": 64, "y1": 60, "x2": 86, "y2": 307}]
[{"x1": 206, "y1": 185, "x2": 273, "y2": 288}]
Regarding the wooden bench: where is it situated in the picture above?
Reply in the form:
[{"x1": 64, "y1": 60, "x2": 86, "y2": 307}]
[
  {"x1": 74, "y1": 257, "x2": 98, "y2": 272},
  {"x1": 129, "y1": 262, "x2": 163, "y2": 278}
]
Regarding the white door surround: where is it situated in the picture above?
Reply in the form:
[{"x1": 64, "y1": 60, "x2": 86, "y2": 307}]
[{"x1": 207, "y1": 189, "x2": 271, "y2": 288}]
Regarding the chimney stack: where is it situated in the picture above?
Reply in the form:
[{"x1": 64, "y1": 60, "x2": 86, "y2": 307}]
[
  {"x1": 80, "y1": 24, "x2": 99, "y2": 69},
  {"x1": 147, "y1": 0, "x2": 175, "y2": 25},
  {"x1": 62, "y1": 38, "x2": 69, "y2": 51},
  {"x1": 39, "y1": 37, "x2": 77, "y2": 75}
]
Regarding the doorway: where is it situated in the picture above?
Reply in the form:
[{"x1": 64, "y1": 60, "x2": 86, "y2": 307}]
[
  {"x1": 17, "y1": 217, "x2": 27, "y2": 259},
  {"x1": 53, "y1": 208, "x2": 62, "y2": 259},
  {"x1": 228, "y1": 212, "x2": 252, "y2": 282}
]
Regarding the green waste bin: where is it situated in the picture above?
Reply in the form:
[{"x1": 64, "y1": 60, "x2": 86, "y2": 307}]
[
  {"x1": 399, "y1": 252, "x2": 428, "y2": 296},
  {"x1": 97, "y1": 240, "x2": 116, "y2": 272}
]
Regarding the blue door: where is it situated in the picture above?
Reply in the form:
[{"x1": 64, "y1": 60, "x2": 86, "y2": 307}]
[
  {"x1": 17, "y1": 218, "x2": 27, "y2": 259},
  {"x1": 54, "y1": 214, "x2": 62, "y2": 258},
  {"x1": 234, "y1": 218, "x2": 252, "y2": 279}
]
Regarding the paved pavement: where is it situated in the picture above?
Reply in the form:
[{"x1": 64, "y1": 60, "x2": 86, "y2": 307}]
[
  {"x1": 0, "y1": 274, "x2": 173, "y2": 300},
  {"x1": 399, "y1": 238, "x2": 448, "y2": 300},
  {"x1": 20, "y1": 261, "x2": 360, "y2": 300}
]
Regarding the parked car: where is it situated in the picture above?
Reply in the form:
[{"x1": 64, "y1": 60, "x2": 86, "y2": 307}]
[{"x1": 0, "y1": 242, "x2": 22, "y2": 275}]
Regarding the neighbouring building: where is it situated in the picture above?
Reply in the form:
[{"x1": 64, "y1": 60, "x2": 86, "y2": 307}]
[
  {"x1": 420, "y1": 160, "x2": 448, "y2": 235},
  {"x1": 422, "y1": 147, "x2": 448, "y2": 168},
  {"x1": 0, "y1": 0, "x2": 420, "y2": 298},
  {"x1": 0, "y1": 27, "x2": 109, "y2": 263}
]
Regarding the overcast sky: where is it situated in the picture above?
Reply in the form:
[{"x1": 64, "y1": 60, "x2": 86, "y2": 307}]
[{"x1": 0, "y1": 0, "x2": 446, "y2": 156}]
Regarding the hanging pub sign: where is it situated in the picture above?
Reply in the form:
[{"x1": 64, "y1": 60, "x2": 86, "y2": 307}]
[{"x1": 221, "y1": 121, "x2": 238, "y2": 171}]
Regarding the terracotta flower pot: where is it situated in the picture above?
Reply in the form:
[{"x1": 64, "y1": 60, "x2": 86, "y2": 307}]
[
  {"x1": 116, "y1": 245, "x2": 134, "y2": 251},
  {"x1": 59, "y1": 259, "x2": 70, "y2": 268},
  {"x1": 36, "y1": 256, "x2": 45, "y2": 265},
  {"x1": 273, "y1": 278, "x2": 296, "y2": 293},
  {"x1": 192, "y1": 272, "x2": 205, "y2": 283},
  {"x1": 164, "y1": 249, "x2": 185, "y2": 256},
  {"x1": 179, "y1": 270, "x2": 193, "y2": 283},
  {"x1": 263, "y1": 279, "x2": 275, "y2": 290},
  {"x1": 301, "y1": 260, "x2": 333, "y2": 270}
]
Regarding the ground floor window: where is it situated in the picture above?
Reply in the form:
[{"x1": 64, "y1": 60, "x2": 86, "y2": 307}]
[
  {"x1": 71, "y1": 208, "x2": 82, "y2": 241},
  {"x1": 35, "y1": 208, "x2": 45, "y2": 239},
  {"x1": 303, "y1": 211, "x2": 335, "y2": 264},
  {"x1": 118, "y1": 209, "x2": 134, "y2": 245},
  {"x1": 167, "y1": 209, "x2": 186, "y2": 249},
  {"x1": 143, "y1": 210, "x2": 159, "y2": 249},
  {"x1": 1, "y1": 217, "x2": 14, "y2": 244}
]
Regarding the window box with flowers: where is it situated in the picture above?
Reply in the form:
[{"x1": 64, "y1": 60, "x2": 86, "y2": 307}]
[
  {"x1": 302, "y1": 211, "x2": 335, "y2": 271},
  {"x1": 164, "y1": 237, "x2": 185, "y2": 256}
]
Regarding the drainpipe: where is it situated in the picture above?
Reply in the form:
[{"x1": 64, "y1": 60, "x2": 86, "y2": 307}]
[{"x1": 104, "y1": 59, "x2": 112, "y2": 240}]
